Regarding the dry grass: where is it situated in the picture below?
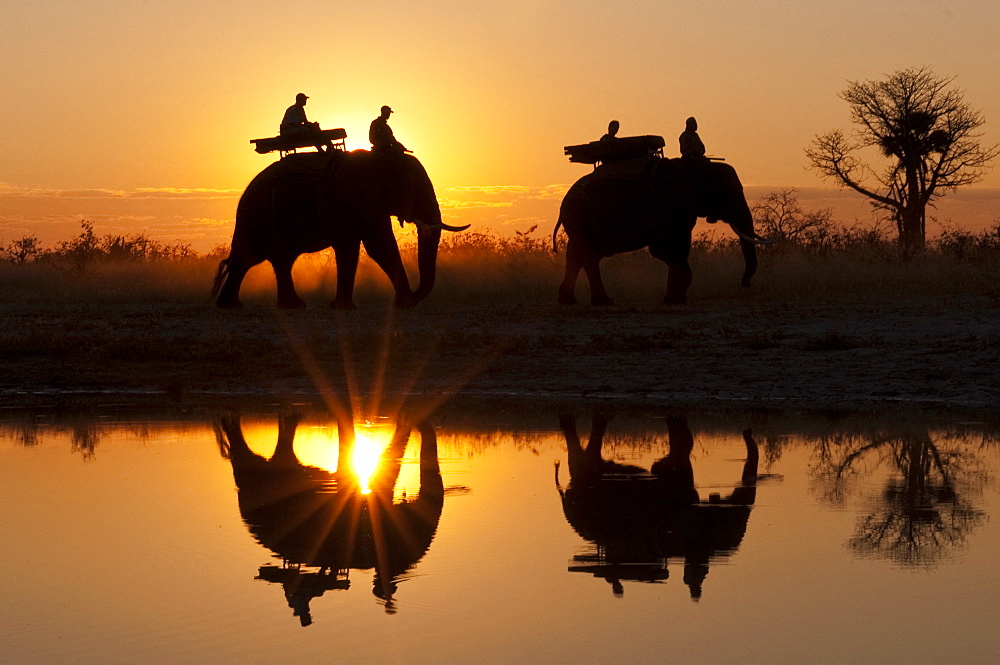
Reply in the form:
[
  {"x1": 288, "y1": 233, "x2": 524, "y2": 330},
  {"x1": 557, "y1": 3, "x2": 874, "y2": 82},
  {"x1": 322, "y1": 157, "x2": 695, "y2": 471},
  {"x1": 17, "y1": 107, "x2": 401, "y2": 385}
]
[{"x1": 2, "y1": 219, "x2": 999, "y2": 306}]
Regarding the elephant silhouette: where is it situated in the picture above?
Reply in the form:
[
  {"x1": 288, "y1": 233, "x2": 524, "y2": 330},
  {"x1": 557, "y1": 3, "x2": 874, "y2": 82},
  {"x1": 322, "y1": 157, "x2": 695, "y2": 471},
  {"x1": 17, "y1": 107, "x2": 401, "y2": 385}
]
[
  {"x1": 556, "y1": 413, "x2": 758, "y2": 600},
  {"x1": 217, "y1": 410, "x2": 443, "y2": 621},
  {"x1": 554, "y1": 157, "x2": 774, "y2": 305},
  {"x1": 213, "y1": 150, "x2": 468, "y2": 310}
]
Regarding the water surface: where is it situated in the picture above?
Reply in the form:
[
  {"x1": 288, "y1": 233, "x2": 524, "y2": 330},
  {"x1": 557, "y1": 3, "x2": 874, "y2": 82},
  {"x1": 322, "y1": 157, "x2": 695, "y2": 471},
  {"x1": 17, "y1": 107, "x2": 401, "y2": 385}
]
[{"x1": 1, "y1": 403, "x2": 997, "y2": 664}]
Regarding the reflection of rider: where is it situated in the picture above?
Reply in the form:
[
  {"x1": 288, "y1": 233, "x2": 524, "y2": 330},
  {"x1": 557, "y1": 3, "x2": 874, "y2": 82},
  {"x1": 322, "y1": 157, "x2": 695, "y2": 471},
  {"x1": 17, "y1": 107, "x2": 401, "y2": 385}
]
[
  {"x1": 280, "y1": 93, "x2": 332, "y2": 151},
  {"x1": 369, "y1": 105, "x2": 408, "y2": 153},
  {"x1": 679, "y1": 116, "x2": 706, "y2": 158}
]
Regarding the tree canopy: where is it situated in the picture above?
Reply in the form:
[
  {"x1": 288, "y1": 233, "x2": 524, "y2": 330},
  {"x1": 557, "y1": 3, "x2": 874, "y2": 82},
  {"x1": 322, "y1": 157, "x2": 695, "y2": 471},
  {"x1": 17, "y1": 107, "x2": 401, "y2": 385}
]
[{"x1": 806, "y1": 67, "x2": 998, "y2": 250}]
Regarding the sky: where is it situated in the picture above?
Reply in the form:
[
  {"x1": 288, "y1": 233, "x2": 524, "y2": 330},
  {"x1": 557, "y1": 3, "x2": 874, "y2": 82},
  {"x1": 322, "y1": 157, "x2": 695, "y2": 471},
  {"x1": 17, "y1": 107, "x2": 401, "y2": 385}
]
[{"x1": 2, "y1": 0, "x2": 999, "y2": 250}]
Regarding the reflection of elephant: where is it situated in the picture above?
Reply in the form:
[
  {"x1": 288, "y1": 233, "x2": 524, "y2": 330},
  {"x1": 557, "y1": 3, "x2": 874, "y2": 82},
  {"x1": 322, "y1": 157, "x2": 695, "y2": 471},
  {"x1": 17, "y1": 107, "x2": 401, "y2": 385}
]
[
  {"x1": 217, "y1": 411, "x2": 443, "y2": 621},
  {"x1": 212, "y1": 150, "x2": 468, "y2": 309},
  {"x1": 553, "y1": 158, "x2": 772, "y2": 305},
  {"x1": 556, "y1": 414, "x2": 758, "y2": 600}
]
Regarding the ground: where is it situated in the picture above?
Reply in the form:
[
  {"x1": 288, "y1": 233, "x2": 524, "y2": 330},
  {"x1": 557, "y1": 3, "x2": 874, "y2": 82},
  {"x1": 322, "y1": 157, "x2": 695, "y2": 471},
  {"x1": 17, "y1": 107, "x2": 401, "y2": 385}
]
[{"x1": 2, "y1": 295, "x2": 997, "y2": 415}]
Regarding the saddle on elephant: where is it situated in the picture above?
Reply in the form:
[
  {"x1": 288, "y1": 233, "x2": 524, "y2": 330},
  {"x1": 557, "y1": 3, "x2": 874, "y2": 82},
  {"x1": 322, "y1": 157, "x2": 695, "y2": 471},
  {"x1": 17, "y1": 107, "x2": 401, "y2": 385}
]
[
  {"x1": 564, "y1": 135, "x2": 665, "y2": 167},
  {"x1": 251, "y1": 128, "x2": 348, "y2": 157}
]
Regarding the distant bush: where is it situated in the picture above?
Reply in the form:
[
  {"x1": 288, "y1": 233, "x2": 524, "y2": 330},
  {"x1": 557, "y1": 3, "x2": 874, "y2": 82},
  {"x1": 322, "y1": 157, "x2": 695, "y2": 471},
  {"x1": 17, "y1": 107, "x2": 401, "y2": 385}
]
[{"x1": 1, "y1": 211, "x2": 998, "y2": 305}]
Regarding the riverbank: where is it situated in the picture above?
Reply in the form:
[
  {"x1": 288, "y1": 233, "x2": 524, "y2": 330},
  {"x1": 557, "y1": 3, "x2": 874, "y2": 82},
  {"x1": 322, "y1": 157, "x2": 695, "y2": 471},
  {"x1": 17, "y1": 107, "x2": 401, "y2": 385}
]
[{"x1": 2, "y1": 295, "x2": 997, "y2": 414}]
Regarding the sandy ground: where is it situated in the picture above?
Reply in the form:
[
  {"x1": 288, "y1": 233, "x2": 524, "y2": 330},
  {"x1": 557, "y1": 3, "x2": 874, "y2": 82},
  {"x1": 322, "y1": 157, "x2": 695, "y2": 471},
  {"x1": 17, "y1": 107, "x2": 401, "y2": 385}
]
[{"x1": 2, "y1": 293, "x2": 998, "y2": 415}]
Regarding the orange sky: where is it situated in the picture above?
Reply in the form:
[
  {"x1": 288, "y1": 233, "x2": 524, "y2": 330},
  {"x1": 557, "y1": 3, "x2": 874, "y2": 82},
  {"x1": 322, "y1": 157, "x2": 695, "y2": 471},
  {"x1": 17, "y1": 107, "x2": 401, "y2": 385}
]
[{"x1": 2, "y1": 1, "x2": 999, "y2": 249}]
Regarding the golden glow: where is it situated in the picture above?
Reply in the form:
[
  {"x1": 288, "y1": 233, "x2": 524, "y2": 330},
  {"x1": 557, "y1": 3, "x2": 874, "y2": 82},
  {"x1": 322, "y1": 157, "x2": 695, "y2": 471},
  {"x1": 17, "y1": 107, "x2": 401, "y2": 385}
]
[{"x1": 352, "y1": 428, "x2": 389, "y2": 494}]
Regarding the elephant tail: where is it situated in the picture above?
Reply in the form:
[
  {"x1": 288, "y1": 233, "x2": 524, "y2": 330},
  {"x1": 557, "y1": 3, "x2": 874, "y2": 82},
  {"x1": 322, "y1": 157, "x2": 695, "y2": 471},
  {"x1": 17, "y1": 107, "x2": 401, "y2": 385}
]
[
  {"x1": 211, "y1": 258, "x2": 230, "y2": 299},
  {"x1": 551, "y1": 219, "x2": 563, "y2": 254}
]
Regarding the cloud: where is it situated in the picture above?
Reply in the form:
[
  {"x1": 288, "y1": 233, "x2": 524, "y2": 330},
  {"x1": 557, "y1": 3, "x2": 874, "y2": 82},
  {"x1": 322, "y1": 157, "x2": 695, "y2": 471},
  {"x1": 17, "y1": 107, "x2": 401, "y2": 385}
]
[
  {"x1": 446, "y1": 185, "x2": 533, "y2": 194},
  {"x1": 0, "y1": 184, "x2": 241, "y2": 199},
  {"x1": 438, "y1": 198, "x2": 514, "y2": 210}
]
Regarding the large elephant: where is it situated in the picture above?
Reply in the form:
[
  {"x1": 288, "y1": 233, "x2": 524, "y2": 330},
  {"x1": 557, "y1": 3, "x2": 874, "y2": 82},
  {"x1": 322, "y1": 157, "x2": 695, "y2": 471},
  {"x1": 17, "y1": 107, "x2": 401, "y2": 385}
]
[
  {"x1": 553, "y1": 158, "x2": 773, "y2": 305},
  {"x1": 212, "y1": 150, "x2": 468, "y2": 309}
]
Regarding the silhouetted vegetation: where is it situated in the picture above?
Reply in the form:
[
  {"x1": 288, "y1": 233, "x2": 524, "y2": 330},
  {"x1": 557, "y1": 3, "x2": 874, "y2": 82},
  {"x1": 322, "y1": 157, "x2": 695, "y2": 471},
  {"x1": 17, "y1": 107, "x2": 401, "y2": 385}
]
[
  {"x1": 2, "y1": 206, "x2": 999, "y2": 305},
  {"x1": 807, "y1": 67, "x2": 999, "y2": 251}
]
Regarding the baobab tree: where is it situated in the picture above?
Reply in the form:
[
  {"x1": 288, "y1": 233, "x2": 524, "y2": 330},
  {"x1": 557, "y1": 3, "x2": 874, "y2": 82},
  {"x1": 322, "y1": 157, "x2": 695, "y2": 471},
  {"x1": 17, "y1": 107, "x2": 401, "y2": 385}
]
[{"x1": 806, "y1": 67, "x2": 998, "y2": 251}]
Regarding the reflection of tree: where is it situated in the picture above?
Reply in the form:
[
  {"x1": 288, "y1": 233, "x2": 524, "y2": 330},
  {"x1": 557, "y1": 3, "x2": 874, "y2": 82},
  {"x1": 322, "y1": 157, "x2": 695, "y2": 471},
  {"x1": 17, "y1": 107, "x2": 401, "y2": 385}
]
[{"x1": 814, "y1": 430, "x2": 987, "y2": 567}]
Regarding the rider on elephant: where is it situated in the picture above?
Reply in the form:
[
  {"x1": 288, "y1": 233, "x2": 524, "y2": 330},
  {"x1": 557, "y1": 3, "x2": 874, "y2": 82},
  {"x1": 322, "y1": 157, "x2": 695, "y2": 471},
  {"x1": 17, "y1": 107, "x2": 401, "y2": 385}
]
[
  {"x1": 370, "y1": 105, "x2": 408, "y2": 153},
  {"x1": 280, "y1": 92, "x2": 333, "y2": 151},
  {"x1": 679, "y1": 116, "x2": 706, "y2": 159}
]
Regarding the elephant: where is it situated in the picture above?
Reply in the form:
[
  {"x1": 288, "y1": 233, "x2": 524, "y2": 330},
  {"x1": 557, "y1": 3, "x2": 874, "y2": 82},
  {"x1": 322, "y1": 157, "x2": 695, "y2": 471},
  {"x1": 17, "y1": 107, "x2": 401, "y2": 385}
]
[
  {"x1": 552, "y1": 157, "x2": 774, "y2": 305},
  {"x1": 555, "y1": 413, "x2": 758, "y2": 600},
  {"x1": 212, "y1": 150, "x2": 468, "y2": 309},
  {"x1": 216, "y1": 411, "x2": 443, "y2": 620}
]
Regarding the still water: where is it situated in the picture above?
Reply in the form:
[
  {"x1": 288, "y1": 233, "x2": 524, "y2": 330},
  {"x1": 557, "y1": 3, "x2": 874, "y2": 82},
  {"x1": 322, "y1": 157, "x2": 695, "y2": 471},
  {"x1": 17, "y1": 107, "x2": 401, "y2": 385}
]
[{"x1": 1, "y1": 402, "x2": 998, "y2": 664}]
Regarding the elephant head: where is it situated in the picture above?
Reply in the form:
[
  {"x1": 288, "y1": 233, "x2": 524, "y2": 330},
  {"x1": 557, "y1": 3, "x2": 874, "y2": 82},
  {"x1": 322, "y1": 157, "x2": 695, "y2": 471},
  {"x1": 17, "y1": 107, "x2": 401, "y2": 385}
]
[
  {"x1": 378, "y1": 153, "x2": 468, "y2": 304},
  {"x1": 694, "y1": 161, "x2": 775, "y2": 289}
]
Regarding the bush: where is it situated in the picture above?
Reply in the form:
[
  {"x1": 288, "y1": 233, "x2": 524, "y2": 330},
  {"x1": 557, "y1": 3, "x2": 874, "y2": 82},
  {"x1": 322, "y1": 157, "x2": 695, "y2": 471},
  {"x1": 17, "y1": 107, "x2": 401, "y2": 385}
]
[{"x1": 2, "y1": 213, "x2": 999, "y2": 305}]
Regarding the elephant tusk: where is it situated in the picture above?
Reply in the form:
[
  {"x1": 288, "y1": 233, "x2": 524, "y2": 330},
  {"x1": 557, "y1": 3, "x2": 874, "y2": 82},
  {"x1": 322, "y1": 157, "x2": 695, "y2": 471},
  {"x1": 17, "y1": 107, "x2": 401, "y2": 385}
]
[
  {"x1": 732, "y1": 228, "x2": 778, "y2": 245},
  {"x1": 410, "y1": 217, "x2": 471, "y2": 232}
]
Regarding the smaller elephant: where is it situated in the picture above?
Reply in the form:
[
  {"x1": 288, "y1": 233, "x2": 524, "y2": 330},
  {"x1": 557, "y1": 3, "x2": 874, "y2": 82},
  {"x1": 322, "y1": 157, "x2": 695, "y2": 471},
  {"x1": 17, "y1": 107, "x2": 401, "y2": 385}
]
[{"x1": 554, "y1": 157, "x2": 773, "y2": 305}]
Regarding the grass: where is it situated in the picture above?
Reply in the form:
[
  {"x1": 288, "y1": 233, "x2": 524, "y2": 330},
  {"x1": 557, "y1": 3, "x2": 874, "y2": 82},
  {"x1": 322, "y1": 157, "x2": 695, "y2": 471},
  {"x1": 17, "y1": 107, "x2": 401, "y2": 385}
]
[{"x1": 1, "y1": 217, "x2": 999, "y2": 307}]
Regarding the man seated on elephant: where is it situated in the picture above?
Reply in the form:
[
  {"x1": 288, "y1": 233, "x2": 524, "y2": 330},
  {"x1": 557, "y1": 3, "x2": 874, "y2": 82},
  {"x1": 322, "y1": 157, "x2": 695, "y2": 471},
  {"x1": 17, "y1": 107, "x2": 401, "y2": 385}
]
[
  {"x1": 679, "y1": 116, "x2": 706, "y2": 159},
  {"x1": 280, "y1": 92, "x2": 333, "y2": 151},
  {"x1": 369, "y1": 105, "x2": 408, "y2": 153}
]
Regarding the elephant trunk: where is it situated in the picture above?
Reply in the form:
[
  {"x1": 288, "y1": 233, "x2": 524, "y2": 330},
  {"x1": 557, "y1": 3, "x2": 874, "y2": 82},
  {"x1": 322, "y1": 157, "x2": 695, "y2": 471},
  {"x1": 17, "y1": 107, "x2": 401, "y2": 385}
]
[
  {"x1": 413, "y1": 225, "x2": 442, "y2": 303},
  {"x1": 729, "y1": 206, "x2": 758, "y2": 288}
]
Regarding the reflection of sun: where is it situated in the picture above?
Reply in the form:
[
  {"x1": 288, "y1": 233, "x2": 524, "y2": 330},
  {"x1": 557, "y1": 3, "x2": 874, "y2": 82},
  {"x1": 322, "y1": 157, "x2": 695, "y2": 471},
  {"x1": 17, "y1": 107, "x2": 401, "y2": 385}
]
[{"x1": 352, "y1": 430, "x2": 387, "y2": 494}]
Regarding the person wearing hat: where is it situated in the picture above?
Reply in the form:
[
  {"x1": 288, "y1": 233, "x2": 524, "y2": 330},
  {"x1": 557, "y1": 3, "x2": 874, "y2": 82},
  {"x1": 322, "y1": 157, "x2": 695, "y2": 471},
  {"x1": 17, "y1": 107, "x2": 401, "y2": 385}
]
[
  {"x1": 280, "y1": 93, "x2": 331, "y2": 151},
  {"x1": 369, "y1": 105, "x2": 407, "y2": 153},
  {"x1": 679, "y1": 116, "x2": 706, "y2": 159}
]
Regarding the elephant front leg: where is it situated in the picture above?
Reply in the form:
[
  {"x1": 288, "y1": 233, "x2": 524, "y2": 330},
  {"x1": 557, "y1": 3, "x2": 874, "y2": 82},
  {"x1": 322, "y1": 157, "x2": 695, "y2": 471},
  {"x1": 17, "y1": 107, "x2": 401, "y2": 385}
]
[
  {"x1": 663, "y1": 263, "x2": 692, "y2": 305},
  {"x1": 362, "y1": 225, "x2": 414, "y2": 308},
  {"x1": 271, "y1": 257, "x2": 307, "y2": 309},
  {"x1": 331, "y1": 241, "x2": 360, "y2": 310},
  {"x1": 650, "y1": 237, "x2": 692, "y2": 305}
]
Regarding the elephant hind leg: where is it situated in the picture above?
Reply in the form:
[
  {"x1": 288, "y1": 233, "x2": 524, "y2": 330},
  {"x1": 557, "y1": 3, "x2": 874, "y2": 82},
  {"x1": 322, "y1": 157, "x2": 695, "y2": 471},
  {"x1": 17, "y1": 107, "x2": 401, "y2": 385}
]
[
  {"x1": 271, "y1": 256, "x2": 306, "y2": 309},
  {"x1": 215, "y1": 257, "x2": 253, "y2": 309},
  {"x1": 559, "y1": 241, "x2": 613, "y2": 306},
  {"x1": 557, "y1": 248, "x2": 581, "y2": 305}
]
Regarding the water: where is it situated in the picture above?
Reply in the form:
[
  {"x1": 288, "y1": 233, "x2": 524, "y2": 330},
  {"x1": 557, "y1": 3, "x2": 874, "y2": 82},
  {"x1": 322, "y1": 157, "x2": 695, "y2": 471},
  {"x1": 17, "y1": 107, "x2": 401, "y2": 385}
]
[{"x1": 1, "y1": 402, "x2": 997, "y2": 664}]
